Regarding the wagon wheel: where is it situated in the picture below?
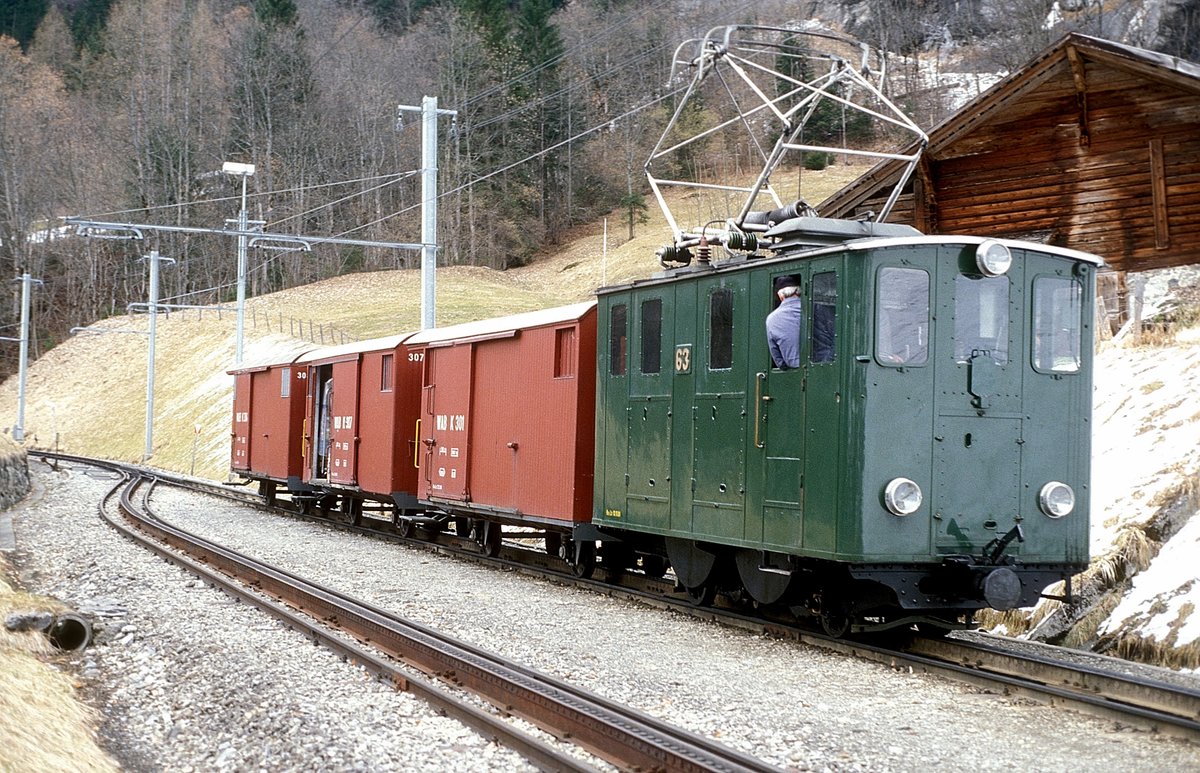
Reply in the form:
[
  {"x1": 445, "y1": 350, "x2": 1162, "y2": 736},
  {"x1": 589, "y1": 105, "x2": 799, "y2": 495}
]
[
  {"x1": 397, "y1": 516, "x2": 414, "y2": 539},
  {"x1": 454, "y1": 517, "x2": 471, "y2": 538},
  {"x1": 480, "y1": 522, "x2": 502, "y2": 558},
  {"x1": 544, "y1": 531, "x2": 563, "y2": 559}
]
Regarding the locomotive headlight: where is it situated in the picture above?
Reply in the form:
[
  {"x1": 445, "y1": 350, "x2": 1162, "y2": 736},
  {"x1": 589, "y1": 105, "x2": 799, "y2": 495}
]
[
  {"x1": 975, "y1": 240, "x2": 1012, "y2": 277},
  {"x1": 1039, "y1": 481, "x2": 1075, "y2": 518},
  {"x1": 884, "y1": 477, "x2": 922, "y2": 516}
]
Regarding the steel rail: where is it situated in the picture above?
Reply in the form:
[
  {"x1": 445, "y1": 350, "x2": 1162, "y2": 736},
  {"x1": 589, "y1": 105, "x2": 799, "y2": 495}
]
[
  {"x1": 66, "y1": 454, "x2": 782, "y2": 773},
  {"x1": 39, "y1": 452, "x2": 1200, "y2": 742},
  {"x1": 96, "y1": 470, "x2": 593, "y2": 773}
]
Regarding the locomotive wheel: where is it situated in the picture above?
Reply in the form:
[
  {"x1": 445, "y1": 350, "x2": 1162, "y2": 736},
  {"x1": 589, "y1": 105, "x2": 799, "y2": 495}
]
[
  {"x1": 734, "y1": 549, "x2": 793, "y2": 606},
  {"x1": 570, "y1": 541, "x2": 596, "y2": 579},
  {"x1": 639, "y1": 555, "x2": 669, "y2": 578},
  {"x1": 819, "y1": 607, "x2": 852, "y2": 638},
  {"x1": 685, "y1": 582, "x2": 716, "y2": 607},
  {"x1": 664, "y1": 537, "x2": 717, "y2": 590}
]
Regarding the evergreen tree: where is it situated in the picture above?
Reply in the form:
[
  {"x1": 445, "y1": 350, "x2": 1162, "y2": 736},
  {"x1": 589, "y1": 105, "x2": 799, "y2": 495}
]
[{"x1": 0, "y1": 0, "x2": 48, "y2": 51}]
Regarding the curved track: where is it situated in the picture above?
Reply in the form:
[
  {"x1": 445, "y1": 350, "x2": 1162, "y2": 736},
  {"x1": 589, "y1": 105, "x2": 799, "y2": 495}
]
[
  {"x1": 37, "y1": 452, "x2": 1200, "y2": 745},
  {"x1": 65, "y1": 453, "x2": 785, "y2": 773}
]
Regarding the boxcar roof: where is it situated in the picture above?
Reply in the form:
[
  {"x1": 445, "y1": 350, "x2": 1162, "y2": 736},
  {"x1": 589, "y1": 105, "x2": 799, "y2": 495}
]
[
  {"x1": 406, "y1": 301, "x2": 597, "y2": 347},
  {"x1": 227, "y1": 349, "x2": 315, "y2": 375},
  {"x1": 295, "y1": 333, "x2": 414, "y2": 364}
]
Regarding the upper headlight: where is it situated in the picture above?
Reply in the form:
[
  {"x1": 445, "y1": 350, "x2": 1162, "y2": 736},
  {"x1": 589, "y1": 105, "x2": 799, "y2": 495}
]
[
  {"x1": 884, "y1": 477, "x2": 922, "y2": 516},
  {"x1": 975, "y1": 240, "x2": 1012, "y2": 277},
  {"x1": 1039, "y1": 481, "x2": 1075, "y2": 518}
]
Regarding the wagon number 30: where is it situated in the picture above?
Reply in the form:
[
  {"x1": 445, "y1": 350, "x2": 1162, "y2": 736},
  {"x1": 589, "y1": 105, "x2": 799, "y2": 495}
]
[{"x1": 674, "y1": 345, "x2": 692, "y2": 374}]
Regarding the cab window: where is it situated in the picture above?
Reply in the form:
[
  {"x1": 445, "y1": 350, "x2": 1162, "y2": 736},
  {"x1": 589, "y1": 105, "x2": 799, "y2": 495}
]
[
  {"x1": 1032, "y1": 276, "x2": 1082, "y2": 373},
  {"x1": 810, "y1": 272, "x2": 837, "y2": 363},
  {"x1": 876, "y1": 268, "x2": 929, "y2": 366},
  {"x1": 610, "y1": 304, "x2": 628, "y2": 376},
  {"x1": 954, "y1": 274, "x2": 1009, "y2": 364}
]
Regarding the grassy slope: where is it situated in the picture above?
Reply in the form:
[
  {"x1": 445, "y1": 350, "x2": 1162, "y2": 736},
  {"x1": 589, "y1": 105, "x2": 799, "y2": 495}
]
[{"x1": 0, "y1": 164, "x2": 864, "y2": 480}]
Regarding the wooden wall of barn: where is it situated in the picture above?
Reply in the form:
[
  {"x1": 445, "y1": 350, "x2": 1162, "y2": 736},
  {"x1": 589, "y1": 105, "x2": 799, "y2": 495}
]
[{"x1": 829, "y1": 40, "x2": 1200, "y2": 276}]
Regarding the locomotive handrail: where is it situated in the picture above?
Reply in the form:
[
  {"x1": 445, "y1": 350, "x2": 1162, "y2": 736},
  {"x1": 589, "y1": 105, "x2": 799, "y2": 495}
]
[{"x1": 754, "y1": 371, "x2": 767, "y2": 448}]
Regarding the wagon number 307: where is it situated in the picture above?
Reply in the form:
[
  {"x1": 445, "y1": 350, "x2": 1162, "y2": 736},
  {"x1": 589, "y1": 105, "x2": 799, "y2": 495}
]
[{"x1": 408, "y1": 352, "x2": 424, "y2": 362}]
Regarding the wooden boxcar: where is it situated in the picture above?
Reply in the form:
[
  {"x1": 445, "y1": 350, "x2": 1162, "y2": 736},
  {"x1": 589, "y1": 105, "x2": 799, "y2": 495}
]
[
  {"x1": 407, "y1": 302, "x2": 597, "y2": 550},
  {"x1": 298, "y1": 334, "x2": 424, "y2": 512},
  {"x1": 228, "y1": 354, "x2": 312, "y2": 502},
  {"x1": 593, "y1": 218, "x2": 1097, "y2": 629}
]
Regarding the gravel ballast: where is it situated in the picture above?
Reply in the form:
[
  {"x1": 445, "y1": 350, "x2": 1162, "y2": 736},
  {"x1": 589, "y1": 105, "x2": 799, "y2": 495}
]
[{"x1": 12, "y1": 462, "x2": 1200, "y2": 772}]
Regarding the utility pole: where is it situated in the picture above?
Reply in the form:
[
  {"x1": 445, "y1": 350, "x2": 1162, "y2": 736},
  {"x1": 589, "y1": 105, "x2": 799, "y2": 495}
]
[
  {"x1": 7, "y1": 273, "x2": 43, "y2": 442},
  {"x1": 222, "y1": 162, "x2": 257, "y2": 366},
  {"x1": 143, "y1": 250, "x2": 175, "y2": 461},
  {"x1": 398, "y1": 96, "x2": 457, "y2": 330}
]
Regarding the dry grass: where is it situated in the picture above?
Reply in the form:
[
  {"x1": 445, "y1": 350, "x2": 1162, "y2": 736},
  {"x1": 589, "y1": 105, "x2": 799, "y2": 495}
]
[{"x1": 0, "y1": 555, "x2": 118, "y2": 773}]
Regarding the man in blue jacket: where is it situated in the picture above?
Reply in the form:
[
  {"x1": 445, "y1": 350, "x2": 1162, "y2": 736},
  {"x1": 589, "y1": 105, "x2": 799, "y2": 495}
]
[{"x1": 766, "y1": 274, "x2": 803, "y2": 369}]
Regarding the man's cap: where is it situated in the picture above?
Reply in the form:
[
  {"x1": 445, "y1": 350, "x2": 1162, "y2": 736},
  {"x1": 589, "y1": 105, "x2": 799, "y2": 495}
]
[{"x1": 774, "y1": 275, "x2": 801, "y2": 291}]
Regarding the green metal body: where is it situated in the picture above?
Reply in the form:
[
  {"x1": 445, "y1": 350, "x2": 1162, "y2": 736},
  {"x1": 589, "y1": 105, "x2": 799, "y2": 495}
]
[{"x1": 594, "y1": 237, "x2": 1093, "y2": 607}]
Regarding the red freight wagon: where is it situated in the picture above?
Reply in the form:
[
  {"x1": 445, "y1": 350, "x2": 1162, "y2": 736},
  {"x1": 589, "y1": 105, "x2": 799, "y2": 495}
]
[
  {"x1": 228, "y1": 353, "x2": 312, "y2": 501},
  {"x1": 407, "y1": 302, "x2": 597, "y2": 532},
  {"x1": 297, "y1": 334, "x2": 424, "y2": 512}
]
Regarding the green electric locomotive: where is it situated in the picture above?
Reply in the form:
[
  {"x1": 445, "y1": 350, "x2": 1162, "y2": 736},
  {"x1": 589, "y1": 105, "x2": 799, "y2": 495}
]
[{"x1": 593, "y1": 217, "x2": 1097, "y2": 633}]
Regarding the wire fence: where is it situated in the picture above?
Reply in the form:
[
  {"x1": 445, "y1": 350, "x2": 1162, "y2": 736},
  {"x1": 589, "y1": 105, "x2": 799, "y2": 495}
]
[{"x1": 170, "y1": 305, "x2": 356, "y2": 346}]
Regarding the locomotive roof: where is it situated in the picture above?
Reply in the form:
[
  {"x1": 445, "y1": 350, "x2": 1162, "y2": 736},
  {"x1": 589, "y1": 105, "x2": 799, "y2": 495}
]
[
  {"x1": 597, "y1": 224, "x2": 1104, "y2": 295},
  {"x1": 406, "y1": 301, "x2": 596, "y2": 347}
]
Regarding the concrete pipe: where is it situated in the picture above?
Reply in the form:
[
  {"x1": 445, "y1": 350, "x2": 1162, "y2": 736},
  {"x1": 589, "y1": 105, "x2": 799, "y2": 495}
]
[{"x1": 47, "y1": 613, "x2": 92, "y2": 651}]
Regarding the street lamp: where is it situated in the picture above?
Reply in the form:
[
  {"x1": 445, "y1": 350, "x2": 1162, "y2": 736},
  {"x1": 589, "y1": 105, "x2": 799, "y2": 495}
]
[{"x1": 222, "y1": 161, "x2": 256, "y2": 365}]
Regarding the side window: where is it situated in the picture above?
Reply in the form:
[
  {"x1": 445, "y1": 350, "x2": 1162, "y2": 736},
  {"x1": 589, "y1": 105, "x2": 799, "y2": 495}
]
[
  {"x1": 640, "y1": 299, "x2": 662, "y2": 374},
  {"x1": 555, "y1": 327, "x2": 577, "y2": 378},
  {"x1": 380, "y1": 355, "x2": 393, "y2": 392},
  {"x1": 610, "y1": 304, "x2": 628, "y2": 376},
  {"x1": 876, "y1": 267, "x2": 930, "y2": 366},
  {"x1": 280, "y1": 367, "x2": 291, "y2": 398},
  {"x1": 810, "y1": 271, "x2": 837, "y2": 364},
  {"x1": 709, "y1": 288, "x2": 733, "y2": 370},
  {"x1": 954, "y1": 274, "x2": 1009, "y2": 364},
  {"x1": 1032, "y1": 276, "x2": 1082, "y2": 373}
]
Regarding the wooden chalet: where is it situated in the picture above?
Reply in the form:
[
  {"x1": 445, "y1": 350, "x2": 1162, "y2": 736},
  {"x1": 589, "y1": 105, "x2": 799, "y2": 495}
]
[{"x1": 819, "y1": 33, "x2": 1200, "y2": 329}]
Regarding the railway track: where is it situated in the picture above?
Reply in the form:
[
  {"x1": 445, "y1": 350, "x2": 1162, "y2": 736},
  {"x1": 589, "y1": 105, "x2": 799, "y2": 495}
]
[
  {"x1": 34, "y1": 452, "x2": 1200, "y2": 747},
  {"x1": 65, "y1": 452, "x2": 784, "y2": 773}
]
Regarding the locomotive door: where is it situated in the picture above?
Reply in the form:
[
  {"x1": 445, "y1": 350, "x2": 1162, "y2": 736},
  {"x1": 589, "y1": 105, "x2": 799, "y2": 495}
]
[
  {"x1": 688, "y1": 275, "x2": 749, "y2": 542},
  {"x1": 931, "y1": 245, "x2": 1024, "y2": 555},
  {"x1": 800, "y1": 263, "x2": 842, "y2": 553},
  {"x1": 753, "y1": 268, "x2": 806, "y2": 550},
  {"x1": 327, "y1": 359, "x2": 361, "y2": 485}
]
